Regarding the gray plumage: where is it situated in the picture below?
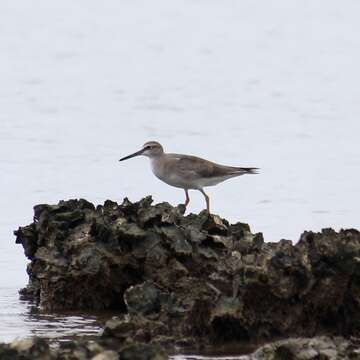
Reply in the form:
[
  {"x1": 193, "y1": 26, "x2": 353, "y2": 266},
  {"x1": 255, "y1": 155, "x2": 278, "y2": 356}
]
[{"x1": 119, "y1": 141, "x2": 258, "y2": 212}]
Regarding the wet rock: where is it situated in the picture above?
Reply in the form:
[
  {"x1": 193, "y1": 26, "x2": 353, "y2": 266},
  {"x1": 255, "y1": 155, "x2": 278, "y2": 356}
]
[
  {"x1": 210, "y1": 297, "x2": 248, "y2": 342},
  {"x1": 14, "y1": 224, "x2": 37, "y2": 259},
  {"x1": 118, "y1": 343, "x2": 167, "y2": 360},
  {"x1": 0, "y1": 336, "x2": 167, "y2": 360},
  {"x1": 91, "y1": 350, "x2": 119, "y2": 360},
  {"x1": 124, "y1": 281, "x2": 166, "y2": 315},
  {"x1": 242, "y1": 336, "x2": 358, "y2": 360},
  {"x1": 137, "y1": 201, "x2": 181, "y2": 228},
  {"x1": 102, "y1": 315, "x2": 168, "y2": 344},
  {"x1": 159, "y1": 226, "x2": 192, "y2": 255},
  {"x1": 3, "y1": 335, "x2": 359, "y2": 360},
  {"x1": 102, "y1": 316, "x2": 137, "y2": 340},
  {"x1": 14, "y1": 197, "x2": 360, "y2": 350},
  {"x1": 202, "y1": 214, "x2": 229, "y2": 236},
  {"x1": 0, "y1": 338, "x2": 54, "y2": 360}
]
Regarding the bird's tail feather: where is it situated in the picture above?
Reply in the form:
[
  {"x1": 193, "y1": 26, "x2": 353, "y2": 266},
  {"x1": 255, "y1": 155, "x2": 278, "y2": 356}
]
[{"x1": 233, "y1": 167, "x2": 259, "y2": 175}]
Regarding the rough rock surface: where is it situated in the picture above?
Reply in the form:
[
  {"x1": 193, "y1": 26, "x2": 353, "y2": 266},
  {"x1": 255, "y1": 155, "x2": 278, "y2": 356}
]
[
  {"x1": 240, "y1": 336, "x2": 360, "y2": 360},
  {"x1": 2, "y1": 336, "x2": 360, "y2": 360},
  {"x1": 15, "y1": 197, "x2": 360, "y2": 350},
  {"x1": 0, "y1": 337, "x2": 167, "y2": 360}
]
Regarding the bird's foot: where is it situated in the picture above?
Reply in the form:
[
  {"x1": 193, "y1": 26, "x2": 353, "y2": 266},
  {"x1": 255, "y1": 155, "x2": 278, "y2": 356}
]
[{"x1": 199, "y1": 209, "x2": 211, "y2": 219}]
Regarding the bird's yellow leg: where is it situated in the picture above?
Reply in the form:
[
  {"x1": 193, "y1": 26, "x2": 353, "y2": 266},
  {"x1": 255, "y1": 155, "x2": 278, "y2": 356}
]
[
  {"x1": 184, "y1": 189, "x2": 190, "y2": 208},
  {"x1": 199, "y1": 189, "x2": 210, "y2": 213}
]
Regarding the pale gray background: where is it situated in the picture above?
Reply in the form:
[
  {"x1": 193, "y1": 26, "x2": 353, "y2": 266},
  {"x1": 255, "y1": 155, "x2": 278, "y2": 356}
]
[{"x1": 0, "y1": 0, "x2": 359, "y2": 344}]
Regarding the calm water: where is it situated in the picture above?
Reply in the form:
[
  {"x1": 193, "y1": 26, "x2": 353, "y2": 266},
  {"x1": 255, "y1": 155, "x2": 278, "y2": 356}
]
[{"x1": 0, "y1": 0, "x2": 359, "y2": 353}]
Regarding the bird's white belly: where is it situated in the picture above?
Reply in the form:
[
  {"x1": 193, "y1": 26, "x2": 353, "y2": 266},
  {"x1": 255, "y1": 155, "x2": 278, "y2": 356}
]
[
  {"x1": 156, "y1": 171, "x2": 191, "y2": 189},
  {"x1": 150, "y1": 161, "x2": 189, "y2": 188}
]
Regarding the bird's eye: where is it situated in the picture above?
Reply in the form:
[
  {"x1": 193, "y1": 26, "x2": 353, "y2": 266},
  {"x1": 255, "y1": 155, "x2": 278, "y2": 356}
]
[{"x1": 145, "y1": 146, "x2": 151, "y2": 150}]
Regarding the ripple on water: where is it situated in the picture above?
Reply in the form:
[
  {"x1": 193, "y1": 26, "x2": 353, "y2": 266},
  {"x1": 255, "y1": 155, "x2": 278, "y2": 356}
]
[{"x1": 0, "y1": 287, "x2": 103, "y2": 343}]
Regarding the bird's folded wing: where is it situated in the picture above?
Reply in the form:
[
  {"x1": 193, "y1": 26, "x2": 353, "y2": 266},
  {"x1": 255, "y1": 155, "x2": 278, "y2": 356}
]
[{"x1": 175, "y1": 155, "x2": 222, "y2": 178}]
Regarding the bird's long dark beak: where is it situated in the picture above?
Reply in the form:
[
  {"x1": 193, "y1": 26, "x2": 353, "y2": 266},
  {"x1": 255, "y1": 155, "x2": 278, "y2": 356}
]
[{"x1": 119, "y1": 148, "x2": 144, "y2": 161}]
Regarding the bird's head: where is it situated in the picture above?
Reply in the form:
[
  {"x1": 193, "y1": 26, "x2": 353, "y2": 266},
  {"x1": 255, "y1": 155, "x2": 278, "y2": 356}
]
[{"x1": 119, "y1": 141, "x2": 164, "y2": 161}]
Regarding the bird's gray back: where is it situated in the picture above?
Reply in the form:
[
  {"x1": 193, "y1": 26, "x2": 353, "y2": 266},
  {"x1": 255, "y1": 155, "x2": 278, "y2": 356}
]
[{"x1": 165, "y1": 153, "x2": 245, "y2": 180}]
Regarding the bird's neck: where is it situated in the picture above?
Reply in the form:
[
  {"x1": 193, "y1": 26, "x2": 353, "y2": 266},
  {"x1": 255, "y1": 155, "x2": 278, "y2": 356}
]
[
  {"x1": 150, "y1": 153, "x2": 165, "y2": 175},
  {"x1": 150, "y1": 152, "x2": 165, "y2": 162}
]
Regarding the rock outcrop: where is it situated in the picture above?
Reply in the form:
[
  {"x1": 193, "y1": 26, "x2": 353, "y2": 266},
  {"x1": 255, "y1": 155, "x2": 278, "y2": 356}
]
[
  {"x1": 2, "y1": 335, "x2": 360, "y2": 360},
  {"x1": 241, "y1": 336, "x2": 360, "y2": 360},
  {"x1": 0, "y1": 337, "x2": 167, "y2": 360},
  {"x1": 14, "y1": 197, "x2": 360, "y2": 352}
]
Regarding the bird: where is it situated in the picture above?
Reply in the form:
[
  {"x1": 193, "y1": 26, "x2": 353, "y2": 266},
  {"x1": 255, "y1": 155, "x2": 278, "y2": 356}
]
[{"x1": 119, "y1": 141, "x2": 258, "y2": 213}]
